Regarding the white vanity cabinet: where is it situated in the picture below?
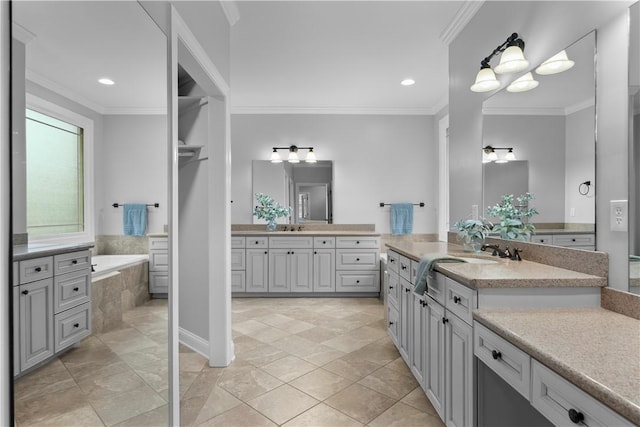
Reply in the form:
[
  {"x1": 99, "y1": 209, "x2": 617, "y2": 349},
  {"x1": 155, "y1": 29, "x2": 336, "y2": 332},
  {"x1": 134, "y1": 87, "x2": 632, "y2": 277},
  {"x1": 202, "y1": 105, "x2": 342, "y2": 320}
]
[
  {"x1": 245, "y1": 249, "x2": 269, "y2": 292},
  {"x1": 336, "y1": 236, "x2": 380, "y2": 292},
  {"x1": 268, "y1": 248, "x2": 313, "y2": 292},
  {"x1": 398, "y1": 277, "x2": 413, "y2": 364},
  {"x1": 149, "y1": 236, "x2": 169, "y2": 294},
  {"x1": 231, "y1": 236, "x2": 246, "y2": 292},
  {"x1": 532, "y1": 233, "x2": 595, "y2": 250}
]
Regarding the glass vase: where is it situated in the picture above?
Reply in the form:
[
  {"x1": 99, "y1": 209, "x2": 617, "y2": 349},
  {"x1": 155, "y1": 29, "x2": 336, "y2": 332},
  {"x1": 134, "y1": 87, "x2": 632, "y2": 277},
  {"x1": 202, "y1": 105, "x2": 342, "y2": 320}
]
[{"x1": 266, "y1": 219, "x2": 277, "y2": 231}]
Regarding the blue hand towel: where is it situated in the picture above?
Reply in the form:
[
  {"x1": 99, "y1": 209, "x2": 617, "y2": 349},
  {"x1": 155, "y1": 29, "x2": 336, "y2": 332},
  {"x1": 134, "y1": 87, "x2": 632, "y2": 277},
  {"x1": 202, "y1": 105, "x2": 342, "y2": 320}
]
[
  {"x1": 391, "y1": 203, "x2": 414, "y2": 235},
  {"x1": 414, "y1": 253, "x2": 467, "y2": 295},
  {"x1": 123, "y1": 204, "x2": 147, "y2": 236}
]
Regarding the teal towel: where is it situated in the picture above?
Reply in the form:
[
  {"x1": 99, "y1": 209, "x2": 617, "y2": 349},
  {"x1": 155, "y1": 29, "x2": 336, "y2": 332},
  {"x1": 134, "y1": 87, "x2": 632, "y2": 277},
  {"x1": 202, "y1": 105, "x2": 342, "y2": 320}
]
[
  {"x1": 123, "y1": 204, "x2": 147, "y2": 236},
  {"x1": 391, "y1": 203, "x2": 413, "y2": 235},
  {"x1": 414, "y1": 253, "x2": 466, "y2": 295}
]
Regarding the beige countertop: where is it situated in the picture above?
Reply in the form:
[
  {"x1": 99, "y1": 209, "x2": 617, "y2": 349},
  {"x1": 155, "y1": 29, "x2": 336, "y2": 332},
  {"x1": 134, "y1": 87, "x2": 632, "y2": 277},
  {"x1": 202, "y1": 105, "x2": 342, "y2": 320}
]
[
  {"x1": 232, "y1": 230, "x2": 380, "y2": 236},
  {"x1": 13, "y1": 242, "x2": 94, "y2": 261},
  {"x1": 386, "y1": 241, "x2": 606, "y2": 289},
  {"x1": 474, "y1": 307, "x2": 640, "y2": 425}
]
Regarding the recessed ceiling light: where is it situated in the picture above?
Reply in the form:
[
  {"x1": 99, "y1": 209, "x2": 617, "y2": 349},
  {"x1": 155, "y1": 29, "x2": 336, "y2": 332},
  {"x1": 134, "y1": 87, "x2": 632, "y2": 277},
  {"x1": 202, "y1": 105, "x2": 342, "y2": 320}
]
[
  {"x1": 401, "y1": 78, "x2": 415, "y2": 86},
  {"x1": 98, "y1": 78, "x2": 115, "y2": 85}
]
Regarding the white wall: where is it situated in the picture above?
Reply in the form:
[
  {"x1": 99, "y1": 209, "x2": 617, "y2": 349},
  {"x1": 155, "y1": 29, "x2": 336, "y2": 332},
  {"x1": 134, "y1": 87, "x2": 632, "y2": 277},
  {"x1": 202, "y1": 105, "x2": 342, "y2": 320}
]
[
  {"x1": 98, "y1": 115, "x2": 168, "y2": 235},
  {"x1": 11, "y1": 39, "x2": 26, "y2": 235},
  {"x1": 231, "y1": 114, "x2": 438, "y2": 234},
  {"x1": 565, "y1": 106, "x2": 596, "y2": 223}
]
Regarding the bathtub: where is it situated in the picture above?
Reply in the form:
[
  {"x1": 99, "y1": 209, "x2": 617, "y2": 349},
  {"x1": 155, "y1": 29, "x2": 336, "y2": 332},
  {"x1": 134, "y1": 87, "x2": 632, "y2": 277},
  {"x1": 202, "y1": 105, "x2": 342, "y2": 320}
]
[{"x1": 92, "y1": 254, "x2": 149, "y2": 280}]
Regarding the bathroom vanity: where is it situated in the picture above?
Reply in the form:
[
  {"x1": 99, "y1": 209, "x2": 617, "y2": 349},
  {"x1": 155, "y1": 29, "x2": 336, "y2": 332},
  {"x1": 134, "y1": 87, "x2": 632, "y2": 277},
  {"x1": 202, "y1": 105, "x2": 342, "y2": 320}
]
[{"x1": 384, "y1": 241, "x2": 638, "y2": 427}]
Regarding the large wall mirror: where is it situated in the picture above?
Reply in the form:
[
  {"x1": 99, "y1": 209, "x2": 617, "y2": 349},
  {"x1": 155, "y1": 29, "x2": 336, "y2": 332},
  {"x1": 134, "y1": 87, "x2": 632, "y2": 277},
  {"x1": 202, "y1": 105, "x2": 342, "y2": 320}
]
[
  {"x1": 252, "y1": 160, "x2": 333, "y2": 224},
  {"x1": 630, "y1": 1, "x2": 639, "y2": 294},
  {"x1": 482, "y1": 31, "x2": 596, "y2": 245},
  {"x1": 12, "y1": 2, "x2": 169, "y2": 425}
]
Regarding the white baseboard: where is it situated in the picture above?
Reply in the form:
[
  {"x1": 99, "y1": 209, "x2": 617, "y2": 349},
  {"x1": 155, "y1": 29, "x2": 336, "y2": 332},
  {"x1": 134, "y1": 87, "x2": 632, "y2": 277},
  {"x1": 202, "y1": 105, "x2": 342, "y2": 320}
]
[{"x1": 178, "y1": 327, "x2": 209, "y2": 359}]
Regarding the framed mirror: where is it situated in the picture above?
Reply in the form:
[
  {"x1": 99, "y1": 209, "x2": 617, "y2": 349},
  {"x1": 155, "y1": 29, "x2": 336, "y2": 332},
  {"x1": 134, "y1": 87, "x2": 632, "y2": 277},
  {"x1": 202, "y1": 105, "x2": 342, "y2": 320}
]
[
  {"x1": 481, "y1": 31, "x2": 596, "y2": 248},
  {"x1": 629, "y1": 1, "x2": 639, "y2": 293}
]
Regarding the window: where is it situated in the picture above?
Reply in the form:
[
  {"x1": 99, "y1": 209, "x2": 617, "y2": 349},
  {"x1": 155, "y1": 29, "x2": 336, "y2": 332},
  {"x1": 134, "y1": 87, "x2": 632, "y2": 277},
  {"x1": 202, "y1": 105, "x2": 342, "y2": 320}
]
[{"x1": 25, "y1": 95, "x2": 94, "y2": 243}]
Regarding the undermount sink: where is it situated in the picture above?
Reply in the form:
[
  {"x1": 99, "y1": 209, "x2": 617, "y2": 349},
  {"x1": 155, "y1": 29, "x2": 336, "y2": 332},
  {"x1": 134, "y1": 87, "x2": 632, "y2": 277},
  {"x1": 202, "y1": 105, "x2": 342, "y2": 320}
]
[{"x1": 457, "y1": 257, "x2": 499, "y2": 265}]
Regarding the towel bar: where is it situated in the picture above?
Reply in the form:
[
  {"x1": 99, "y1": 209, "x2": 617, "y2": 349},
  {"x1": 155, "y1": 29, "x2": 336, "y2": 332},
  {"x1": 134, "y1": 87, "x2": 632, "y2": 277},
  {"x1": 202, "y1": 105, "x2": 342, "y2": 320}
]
[
  {"x1": 112, "y1": 203, "x2": 159, "y2": 208},
  {"x1": 379, "y1": 202, "x2": 425, "y2": 207}
]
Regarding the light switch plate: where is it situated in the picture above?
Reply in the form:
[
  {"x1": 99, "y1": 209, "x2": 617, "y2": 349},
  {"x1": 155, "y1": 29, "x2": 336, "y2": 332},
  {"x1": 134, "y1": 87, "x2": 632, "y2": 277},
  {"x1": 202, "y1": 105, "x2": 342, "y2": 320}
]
[{"x1": 610, "y1": 200, "x2": 628, "y2": 232}]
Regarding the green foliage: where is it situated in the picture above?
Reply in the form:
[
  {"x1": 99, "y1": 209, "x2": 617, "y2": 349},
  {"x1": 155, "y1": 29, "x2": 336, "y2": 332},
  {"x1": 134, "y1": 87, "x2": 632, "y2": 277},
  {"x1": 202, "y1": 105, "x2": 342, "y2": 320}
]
[
  {"x1": 486, "y1": 192, "x2": 538, "y2": 241},
  {"x1": 253, "y1": 193, "x2": 291, "y2": 223},
  {"x1": 452, "y1": 218, "x2": 493, "y2": 244}
]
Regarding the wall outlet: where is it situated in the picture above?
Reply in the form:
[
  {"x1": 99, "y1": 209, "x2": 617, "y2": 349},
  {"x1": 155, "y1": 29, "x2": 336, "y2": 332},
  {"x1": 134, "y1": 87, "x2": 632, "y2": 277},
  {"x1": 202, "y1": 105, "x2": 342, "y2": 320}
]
[
  {"x1": 471, "y1": 205, "x2": 479, "y2": 220},
  {"x1": 570, "y1": 207, "x2": 575, "y2": 217},
  {"x1": 610, "y1": 200, "x2": 628, "y2": 232}
]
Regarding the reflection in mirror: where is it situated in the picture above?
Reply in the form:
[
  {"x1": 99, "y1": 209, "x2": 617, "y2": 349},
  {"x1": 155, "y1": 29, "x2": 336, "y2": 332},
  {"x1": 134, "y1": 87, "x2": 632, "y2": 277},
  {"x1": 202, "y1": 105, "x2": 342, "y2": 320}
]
[
  {"x1": 252, "y1": 160, "x2": 333, "y2": 224},
  {"x1": 12, "y1": 1, "x2": 168, "y2": 425},
  {"x1": 630, "y1": 2, "x2": 639, "y2": 293},
  {"x1": 482, "y1": 32, "x2": 596, "y2": 248}
]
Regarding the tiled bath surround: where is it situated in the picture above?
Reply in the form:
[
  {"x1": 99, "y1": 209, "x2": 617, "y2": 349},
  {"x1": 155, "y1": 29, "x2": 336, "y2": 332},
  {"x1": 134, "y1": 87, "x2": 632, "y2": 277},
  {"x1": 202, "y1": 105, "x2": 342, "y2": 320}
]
[{"x1": 94, "y1": 235, "x2": 149, "y2": 256}]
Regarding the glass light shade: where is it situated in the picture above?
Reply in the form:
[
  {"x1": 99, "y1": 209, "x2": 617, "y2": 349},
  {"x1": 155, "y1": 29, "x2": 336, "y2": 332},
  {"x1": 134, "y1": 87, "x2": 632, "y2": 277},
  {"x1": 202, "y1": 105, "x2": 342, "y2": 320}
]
[
  {"x1": 486, "y1": 150, "x2": 498, "y2": 161},
  {"x1": 401, "y1": 78, "x2": 415, "y2": 86},
  {"x1": 305, "y1": 149, "x2": 317, "y2": 163},
  {"x1": 504, "y1": 149, "x2": 516, "y2": 161},
  {"x1": 535, "y1": 50, "x2": 575, "y2": 75},
  {"x1": 470, "y1": 68, "x2": 501, "y2": 93},
  {"x1": 494, "y1": 45, "x2": 529, "y2": 74},
  {"x1": 270, "y1": 149, "x2": 282, "y2": 163},
  {"x1": 494, "y1": 159, "x2": 508, "y2": 164},
  {"x1": 507, "y1": 72, "x2": 539, "y2": 93},
  {"x1": 288, "y1": 149, "x2": 300, "y2": 163}
]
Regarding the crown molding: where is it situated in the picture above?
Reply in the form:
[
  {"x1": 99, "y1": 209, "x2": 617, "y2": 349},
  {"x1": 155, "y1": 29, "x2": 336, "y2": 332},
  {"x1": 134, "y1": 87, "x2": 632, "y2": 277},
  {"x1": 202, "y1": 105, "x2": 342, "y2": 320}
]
[
  {"x1": 439, "y1": 1, "x2": 484, "y2": 46},
  {"x1": 27, "y1": 69, "x2": 105, "y2": 114},
  {"x1": 482, "y1": 106, "x2": 566, "y2": 116},
  {"x1": 231, "y1": 105, "x2": 435, "y2": 115},
  {"x1": 12, "y1": 22, "x2": 36, "y2": 44},
  {"x1": 220, "y1": 0, "x2": 240, "y2": 26},
  {"x1": 564, "y1": 97, "x2": 595, "y2": 116}
]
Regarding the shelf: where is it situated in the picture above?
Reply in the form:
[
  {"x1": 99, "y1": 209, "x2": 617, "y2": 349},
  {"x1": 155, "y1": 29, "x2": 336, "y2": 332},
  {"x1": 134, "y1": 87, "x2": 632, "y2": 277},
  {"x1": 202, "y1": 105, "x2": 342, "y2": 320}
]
[{"x1": 177, "y1": 145, "x2": 204, "y2": 163}]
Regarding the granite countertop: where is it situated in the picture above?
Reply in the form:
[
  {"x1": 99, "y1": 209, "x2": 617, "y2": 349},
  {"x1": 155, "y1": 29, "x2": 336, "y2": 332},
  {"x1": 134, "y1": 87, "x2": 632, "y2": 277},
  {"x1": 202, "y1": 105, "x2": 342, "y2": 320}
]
[
  {"x1": 13, "y1": 242, "x2": 94, "y2": 261},
  {"x1": 232, "y1": 230, "x2": 380, "y2": 236},
  {"x1": 474, "y1": 307, "x2": 640, "y2": 425},
  {"x1": 386, "y1": 241, "x2": 606, "y2": 289}
]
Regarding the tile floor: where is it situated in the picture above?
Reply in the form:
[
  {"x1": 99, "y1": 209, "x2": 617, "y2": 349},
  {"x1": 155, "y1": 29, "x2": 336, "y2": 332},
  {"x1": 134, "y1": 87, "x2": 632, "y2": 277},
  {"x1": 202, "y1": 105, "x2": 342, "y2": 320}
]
[{"x1": 14, "y1": 297, "x2": 445, "y2": 427}]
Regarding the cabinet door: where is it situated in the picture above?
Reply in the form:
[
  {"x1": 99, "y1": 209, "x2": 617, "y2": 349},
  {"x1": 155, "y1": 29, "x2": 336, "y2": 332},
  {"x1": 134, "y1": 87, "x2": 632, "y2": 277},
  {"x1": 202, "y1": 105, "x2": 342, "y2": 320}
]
[
  {"x1": 290, "y1": 249, "x2": 313, "y2": 292},
  {"x1": 231, "y1": 270, "x2": 246, "y2": 292},
  {"x1": 411, "y1": 292, "x2": 427, "y2": 387},
  {"x1": 425, "y1": 297, "x2": 445, "y2": 420},
  {"x1": 387, "y1": 270, "x2": 399, "y2": 309},
  {"x1": 269, "y1": 249, "x2": 290, "y2": 292},
  {"x1": 387, "y1": 304, "x2": 400, "y2": 347},
  {"x1": 445, "y1": 312, "x2": 473, "y2": 427},
  {"x1": 20, "y1": 279, "x2": 54, "y2": 371},
  {"x1": 313, "y1": 249, "x2": 335, "y2": 292},
  {"x1": 399, "y1": 278, "x2": 412, "y2": 365},
  {"x1": 231, "y1": 249, "x2": 246, "y2": 270},
  {"x1": 247, "y1": 249, "x2": 269, "y2": 292},
  {"x1": 149, "y1": 272, "x2": 169, "y2": 294}
]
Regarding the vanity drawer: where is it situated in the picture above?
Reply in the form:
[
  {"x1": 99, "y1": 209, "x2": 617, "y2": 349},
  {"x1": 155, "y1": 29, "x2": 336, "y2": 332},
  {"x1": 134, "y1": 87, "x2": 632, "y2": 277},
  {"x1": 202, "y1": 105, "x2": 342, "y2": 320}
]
[
  {"x1": 336, "y1": 270, "x2": 380, "y2": 292},
  {"x1": 149, "y1": 250, "x2": 169, "y2": 271},
  {"x1": 54, "y1": 250, "x2": 91, "y2": 276},
  {"x1": 531, "y1": 234, "x2": 552, "y2": 244},
  {"x1": 398, "y1": 255, "x2": 412, "y2": 282},
  {"x1": 444, "y1": 278, "x2": 476, "y2": 325},
  {"x1": 231, "y1": 249, "x2": 246, "y2": 270},
  {"x1": 149, "y1": 237, "x2": 168, "y2": 250},
  {"x1": 474, "y1": 321, "x2": 531, "y2": 399},
  {"x1": 313, "y1": 237, "x2": 336, "y2": 248},
  {"x1": 387, "y1": 269, "x2": 400, "y2": 309},
  {"x1": 231, "y1": 270, "x2": 246, "y2": 292},
  {"x1": 247, "y1": 236, "x2": 269, "y2": 248},
  {"x1": 231, "y1": 236, "x2": 246, "y2": 248},
  {"x1": 54, "y1": 270, "x2": 91, "y2": 314},
  {"x1": 426, "y1": 271, "x2": 446, "y2": 305},
  {"x1": 336, "y1": 236, "x2": 379, "y2": 249},
  {"x1": 387, "y1": 251, "x2": 399, "y2": 273},
  {"x1": 552, "y1": 234, "x2": 595, "y2": 247},
  {"x1": 387, "y1": 304, "x2": 399, "y2": 347},
  {"x1": 20, "y1": 256, "x2": 54, "y2": 284},
  {"x1": 54, "y1": 302, "x2": 91, "y2": 352},
  {"x1": 531, "y1": 359, "x2": 634, "y2": 427},
  {"x1": 269, "y1": 236, "x2": 312, "y2": 249},
  {"x1": 336, "y1": 249, "x2": 380, "y2": 270}
]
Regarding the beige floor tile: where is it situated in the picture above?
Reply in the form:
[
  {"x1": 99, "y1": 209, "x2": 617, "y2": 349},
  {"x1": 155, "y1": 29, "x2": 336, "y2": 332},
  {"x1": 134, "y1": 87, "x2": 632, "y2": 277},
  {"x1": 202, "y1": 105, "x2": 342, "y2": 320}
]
[
  {"x1": 26, "y1": 405, "x2": 105, "y2": 427},
  {"x1": 233, "y1": 335, "x2": 264, "y2": 353},
  {"x1": 233, "y1": 319, "x2": 270, "y2": 335},
  {"x1": 90, "y1": 384, "x2": 166, "y2": 426},
  {"x1": 98, "y1": 327, "x2": 160, "y2": 356},
  {"x1": 348, "y1": 339, "x2": 401, "y2": 366},
  {"x1": 368, "y1": 401, "x2": 445, "y2": 427},
  {"x1": 246, "y1": 325, "x2": 292, "y2": 343},
  {"x1": 14, "y1": 359, "x2": 76, "y2": 401},
  {"x1": 271, "y1": 335, "x2": 318, "y2": 355},
  {"x1": 183, "y1": 368, "x2": 225, "y2": 399},
  {"x1": 289, "y1": 368, "x2": 353, "y2": 400},
  {"x1": 261, "y1": 355, "x2": 317, "y2": 382},
  {"x1": 197, "y1": 403, "x2": 277, "y2": 427},
  {"x1": 323, "y1": 354, "x2": 383, "y2": 381},
  {"x1": 401, "y1": 387, "x2": 440, "y2": 417},
  {"x1": 218, "y1": 368, "x2": 283, "y2": 400},
  {"x1": 181, "y1": 394, "x2": 209, "y2": 426},
  {"x1": 78, "y1": 370, "x2": 148, "y2": 402},
  {"x1": 324, "y1": 383, "x2": 396, "y2": 424},
  {"x1": 272, "y1": 319, "x2": 316, "y2": 334},
  {"x1": 300, "y1": 344, "x2": 346, "y2": 366},
  {"x1": 322, "y1": 326, "x2": 385, "y2": 353},
  {"x1": 282, "y1": 403, "x2": 364, "y2": 427},
  {"x1": 358, "y1": 366, "x2": 419, "y2": 400},
  {"x1": 294, "y1": 326, "x2": 341, "y2": 343},
  {"x1": 246, "y1": 384, "x2": 319, "y2": 425},
  {"x1": 113, "y1": 405, "x2": 169, "y2": 427},
  {"x1": 193, "y1": 386, "x2": 242, "y2": 425},
  {"x1": 15, "y1": 385, "x2": 88, "y2": 427},
  {"x1": 179, "y1": 351, "x2": 208, "y2": 373},
  {"x1": 385, "y1": 356, "x2": 414, "y2": 377},
  {"x1": 240, "y1": 342, "x2": 288, "y2": 367}
]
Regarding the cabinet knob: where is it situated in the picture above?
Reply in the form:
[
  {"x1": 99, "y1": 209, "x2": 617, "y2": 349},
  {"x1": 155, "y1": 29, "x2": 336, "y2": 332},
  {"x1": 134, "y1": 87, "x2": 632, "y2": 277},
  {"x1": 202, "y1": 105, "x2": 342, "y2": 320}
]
[
  {"x1": 255, "y1": 241, "x2": 259, "y2": 244},
  {"x1": 322, "y1": 241, "x2": 326, "y2": 244},
  {"x1": 356, "y1": 280, "x2": 360, "y2": 284},
  {"x1": 389, "y1": 285, "x2": 394, "y2": 289},
  {"x1": 356, "y1": 258, "x2": 360, "y2": 262},
  {"x1": 73, "y1": 323, "x2": 80, "y2": 328},
  {"x1": 265, "y1": 251, "x2": 268, "y2": 255},
  {"x1": 572, "y1": 238, "x2": 576, "y2": 242},
  {"x1": 568, "y1": 409, "x2": 585, "y2": 424},
  {"x1": 453, "y1": 296, "x2": 461, "y2": 304},
  {"x1": 287, "y1": 251, "x2": 290, "y2": 255},
  {"x1": 388, "y1": 321, "x2": 394, "y2": 326},
  {"x1": 35, "y1": 267, "x2": 42, "y2": 272},
  {"x1": 356, "y1": 241, "x2": 360, "y2": 244},
  {"x1": 71, "y1": 260, "x2": 78, "y2": 265},
  {"x1": 314, "y1": 251, "x2": 317, "y2": 255},
  {"x1": 291, "y1": 251, "x2": 295, "y2": 255},
  {"x1": 405, "y1": 288, "x2": 410, "y2": 293},
  {"x1": 401, "y1": 265, "x2": 407, "y2": 270},
  {"x1": 442, "y1": 317, "x2": 449, "y2": 324},
  {"x1": 491, "y1": 350, "x2": 502, "y2": 360},
  {"x1": 390, "y1": 259, "x2": 395, "y2": 263},
  {"x1": 21, "y1": 290, "x2": 29, "y2": 295},
  {"x1": 73, "y1": 287, "x2": 79, "y2": 292}
]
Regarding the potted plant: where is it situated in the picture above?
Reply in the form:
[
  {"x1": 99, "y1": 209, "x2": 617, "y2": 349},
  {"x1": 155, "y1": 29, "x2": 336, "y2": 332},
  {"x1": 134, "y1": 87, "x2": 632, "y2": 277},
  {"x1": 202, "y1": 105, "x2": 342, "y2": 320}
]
[
  {"x1": 253, "y1": 193, "x2": 291, "y2": 231},
  {"x1": 486, "y1": 192, "x2": 538, "y2": 241},
  {"x1": 452, "y1": 218, "x2": 493, "y2": 252}
]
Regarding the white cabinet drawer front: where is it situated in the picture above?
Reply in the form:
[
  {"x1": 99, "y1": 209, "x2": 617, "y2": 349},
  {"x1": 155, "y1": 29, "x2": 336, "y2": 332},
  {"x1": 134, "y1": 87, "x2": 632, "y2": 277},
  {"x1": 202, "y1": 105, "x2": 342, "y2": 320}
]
[
  {"x1": 247, "y1": 236, "x2": 269, "y2": 248},
  {"x1": 149, "y1": 237, "x2": 168, "y2": 250},
  {"x1": 20, "y1": 256, "x2": 54, "y2": 284},
  {"x1": 552, "y1": 234, "x2": 595, "y2": 247},
  {"x1": 426, "y1": 271, "x2": 446, "y2": 305},
  {"x1": 387, "y1": 270, "x2": 400, "y2": 309},
  {"x1": 313, "y1": 237, "x2": 336, "y2": 248},
  {"x1": 444, "y1": 278, "x2": 476, "y2": 325},
  {"x1": 398, "y1": 255, "x2": 412, "y2": 282},
  {"x1": 387, "y1": 251, "x2": 399, "y2": 273},
  {"x1": 54, "y1": 270, "x2": 91, "y2": 314},
  {"x1": 149, "y1": 271, "x2": 169, "y2": 293},
  {"x1": 531, "y1": 234, "x2": 552, "y2": 244},
  {"x1": 231, "y1": 236, "x2": 246, "y2": 248},
  {"x1": 54, "y1": 250, "x2": 91, "y2": 276},
  {"x1": 54, "y1": 302, "x2": 91, "y2": 352},
  {"x1": 474, "y1": 321, "x2": 531, "y2": 400},
  {"x1": 336, "y1": 249, "x2": 380, "y2": 270},
  {"x1": 231, "y1": 249, "x2": 246, "y2": 270},
  {"x1": 387, "y1": 304, "x2": 399, "y2": 347},
  {"x1": 231, "y1": 270, "x2": 246, "y2": 292},
  {"x1": 531, "y1": 360, "x2": 634, "y2": 427},
  {"x1": 149, "y1": 250, "x2": 169, "y2": 271},
  {"x1": 336, "y1": 236, "x2": 379, "y2": 249},
  {"x1": 336, "y1": 271, "x2": 380, "y2": 292},
  {"x1": 269, "y1": 236, "x2": 313, "y2": 249}
]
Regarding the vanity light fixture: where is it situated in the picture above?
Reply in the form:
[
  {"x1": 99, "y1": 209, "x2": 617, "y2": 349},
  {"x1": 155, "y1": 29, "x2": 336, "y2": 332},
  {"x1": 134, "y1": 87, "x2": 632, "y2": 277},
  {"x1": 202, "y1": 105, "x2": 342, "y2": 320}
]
[
  {"x1": 483, "y1": 146, "x2": 515, "y2": 163},
  {"x1": 270, "y1": 145, "x2": 317, "y2": 164},
  {"x1": 470, "y1": 33, "x2": 529, "y2": 93},
  {"x1": 507, "y1": 72, "x2": 539, "y2": 93},
  {"x1": 535, "y1": 50, "x2": 575, "y2": 75},
  {"x1": 98, "y1": 77, "x2": 115, "y2": 85}
]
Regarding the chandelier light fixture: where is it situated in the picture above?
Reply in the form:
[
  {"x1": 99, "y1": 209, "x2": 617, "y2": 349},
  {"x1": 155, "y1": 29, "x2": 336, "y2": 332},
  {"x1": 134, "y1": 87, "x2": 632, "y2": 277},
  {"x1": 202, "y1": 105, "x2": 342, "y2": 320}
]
[
  {"x1": 483, "y1": 146, "x2": 516, "y2": 163},
  {"x1": 270, "y1": 145, "x2": 317, "y2": 164},
  {"x1": 471, "y1": 33, "x2": 529, "y2": 93}
]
